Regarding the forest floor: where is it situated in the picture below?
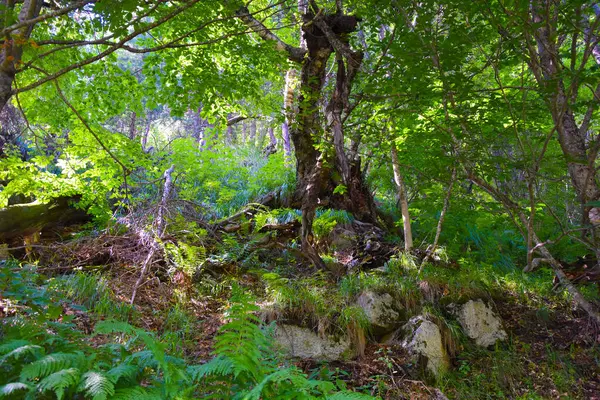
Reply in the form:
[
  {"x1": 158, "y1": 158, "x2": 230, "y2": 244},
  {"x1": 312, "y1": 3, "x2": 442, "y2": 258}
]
[
  {"x1": 125, "y1": 276, "x2": 600, "y2": 399},
  {"x1": 86, "y1": 235, "x2": 600, "y2": 398},
  {"x1": 3, "y1": 215, "x2": 600, "y2": 399}
]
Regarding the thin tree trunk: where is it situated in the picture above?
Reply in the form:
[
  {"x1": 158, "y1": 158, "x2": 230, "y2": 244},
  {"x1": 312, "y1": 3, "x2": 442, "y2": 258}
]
[
  {"x1": 469, "y1": 172, "x2": 600, "y2": 323},
  {"x1": 268, "y1": 126, "x2": 277, "y2": 146},
  {"x1": 391, "y1": 144, "x2": 413, "y2": 251},
  {"x1": 256, "y1": 121, "x2": 267, "y2": 149},
  {"x1": 141, "y1": 119, "x2": 151, "y2": 151},
  {"x1": 282, "y1": 68, "x2": 296, "y2": 160},
  {"x1": 128, "y1": 112, "x2": 137, "y2": 140},
  {"x1": 427, "y1": 167, "x2": 457, "y2": 259},
  {"x1": 250, "y1": 119, "x2": 257, "y2": 146}
]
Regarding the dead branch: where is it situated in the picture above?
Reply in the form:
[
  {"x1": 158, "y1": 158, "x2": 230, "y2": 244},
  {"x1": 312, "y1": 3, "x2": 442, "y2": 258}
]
[{"x1": 130, "y1": 165, "x2": 175, "y2": 305}]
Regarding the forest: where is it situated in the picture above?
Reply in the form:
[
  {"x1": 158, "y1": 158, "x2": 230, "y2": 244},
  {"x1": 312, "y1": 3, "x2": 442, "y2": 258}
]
[{"x1": 0, "y1": 0, "x2": 599, "y2": 398}]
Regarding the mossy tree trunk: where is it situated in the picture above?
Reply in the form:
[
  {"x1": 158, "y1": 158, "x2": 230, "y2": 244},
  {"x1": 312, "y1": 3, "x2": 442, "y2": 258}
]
[{"x1": 237, "y1": 2, "x2": 378, "y2": 267}]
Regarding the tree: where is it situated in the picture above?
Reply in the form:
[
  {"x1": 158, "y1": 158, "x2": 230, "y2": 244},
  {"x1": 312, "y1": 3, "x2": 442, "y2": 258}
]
[{"x1": 237, "y1": 1, "x2": 379, "y2": 267}]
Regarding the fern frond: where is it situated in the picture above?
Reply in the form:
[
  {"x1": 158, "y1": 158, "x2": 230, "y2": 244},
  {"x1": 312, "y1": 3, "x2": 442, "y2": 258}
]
[
  {"x1": 94, "y1": 320, "x2": 141, "y2": 336},
  {"x1": 106, "y1": 364, "x2": 138, "y2": 383},
  {"x1": 0, "y1": 340, "x2": 31, "y2": 355},
  {"x1": 20, "y1": 352, "x2": 86, "y2": 380},
  {"x1": 35, "y1": 367, "x2": 80, "y2": 400},
  {"x1": 78, "y1": 371, "x2": 115, "y2": 400},
  {"x1": 0, "y1": 344, "x2": 43, "y2": 364},
  {"x1": 0, "y1": 382, "x2": 31, "y2": 397},
  {"x1": 326, "y1": 392, "x2": 375, "y2": 399},
  {"x1": 188, "y1": 356, "x2": 234, "y2": 381},
  {"x1": 125, "y1": 350, "x2": 158, "y2": 369},
  {"x1": 245, "y1": 368, "x2": 307, "y2": 400},
  {"x1": 112, "y1": 387, "x2": 163, "y2": 400}
]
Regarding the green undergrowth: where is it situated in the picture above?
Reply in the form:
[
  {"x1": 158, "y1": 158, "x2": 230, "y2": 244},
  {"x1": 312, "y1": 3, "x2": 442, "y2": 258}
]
[
  {"x1": 437, "y1": 338, "x2": 600, "y2": 399},
  {"x1": 0, "y1": 261, "x2": 375, "y2": 399}
]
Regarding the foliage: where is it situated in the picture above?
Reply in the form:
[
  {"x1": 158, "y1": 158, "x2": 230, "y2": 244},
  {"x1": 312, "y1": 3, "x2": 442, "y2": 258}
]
[
  {"x1": 192, "y1": 285, "x2": 374, "y2": 399},
  {"x1": 0, "y1": 264, "x2": 373, "y2": 399}
]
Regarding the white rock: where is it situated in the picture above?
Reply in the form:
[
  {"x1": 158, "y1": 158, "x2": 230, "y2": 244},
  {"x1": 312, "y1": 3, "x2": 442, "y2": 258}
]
[
  {"x1": 402, "y1": 316, "x2": 449, "y2": 377},
  {"x1": 357, "y1": 290, "x2": 401, "y2": 333},
  {"x1": 456, "y1": 300, "x2": 507, "y2": 347},
  {"x1": 274, "y1": 324, "x2": 353, "y2": 361}
]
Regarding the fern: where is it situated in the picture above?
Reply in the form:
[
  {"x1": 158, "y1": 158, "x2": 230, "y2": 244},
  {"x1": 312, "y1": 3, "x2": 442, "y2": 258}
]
[
  {"x1": 0, "y1": 382, "x2": 31, "y2": 397},
  {"x1": 20, "y1": 352, "x2": 86, "y2": 380},
  {"x1": 188, "y1": 356, "x2": 234, "y2": 381},
  {"x1": 94, "y1": 320, "x2": 142, "y2": 336},
  {"x1": 195, "y1": 286, "x2": 376, "y2": 399},
  {"x1": 245, "y1": 367, "x2": 311, "y2": 400},
  {"x1": 79, "y1": 371, "x2": 115, "y2": 400},
  {"x1": 35, "y1": 367, "x2": 80, "y2": 400},
  {"x1": 326, "y1": 392, "x2": 376, "y2": 399},
  {"x1": 106, "y1": 364, "x2": 138, "y2": 384},
  {"x1": 212, "y1": 286, "x2": 268, "y2": 382},
  {"x1": 112, "y1": 387, "x2": 163, "y2": 400},
  {"x1": 0, "y1": 340, "x2": 33, "y2": 355},
  {"x1": 0, "y1": 344, "x2": 44, "y2": 364},
  {"x1": 125, "y1": 350, "x2": 159, "y2": 369}
]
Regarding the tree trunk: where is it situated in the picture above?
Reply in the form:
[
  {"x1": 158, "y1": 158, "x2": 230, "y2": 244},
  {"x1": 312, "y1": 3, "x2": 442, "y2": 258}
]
[
  {"x1": 250, "y1": 119, "x2": 257, "y2": 146},
  {"x1": 528, "y1": 1, "x2": 600, "y2": 213},
  {"x1": 268, "y1": 126, "x2": 277, "y2": 146},
  {"x1": 236, "y1": 4, "x2": 378, "y2": 268},
  {"x1": 424, "y1": 167, "x2": 457, "y2": 264},
  {"x1": 128, "y1": 112, "x2": 137, "y2": 140},
  {"x1": 282, "y1": 68, "x2": 296, "y2": 160},
  {"x1": 391, "y1": 144, "x2": 413, "y2": 251},
  {"x1": 0, "y1": 0, "x2": 43, "y2": 112},
  {"x1": 468, "y1": 171, "x2": 600, "y2": 324},
  {"x1": 0, "y1": 197, "x2": 89, "y2": 242},
  {"x1": 0, "y1": 0, "x2": 44, "y2": 154}
]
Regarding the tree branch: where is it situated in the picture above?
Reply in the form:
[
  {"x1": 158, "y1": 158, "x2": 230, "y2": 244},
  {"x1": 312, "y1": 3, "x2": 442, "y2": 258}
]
[
  {"x1": 235, "y1": 6, "x2": 306, "y2": 63},
  {"x1": 12, "y1": 0, "x2": 202, "y2": 95},
  {"x1": 1, "y1": 0, "x2": 96, "y2": 37}
]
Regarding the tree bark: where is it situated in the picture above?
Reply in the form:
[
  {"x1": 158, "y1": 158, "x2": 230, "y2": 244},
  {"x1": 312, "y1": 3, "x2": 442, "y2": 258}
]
[
  {"x1": 527, "y1": 1, "x2": 600, "y2": 210},
  {"x1": 391, "y1": 144, "x2": 413, "y2": 251},
  {"x1": 282, "y1": 68, "x2": 296, "y2": 160},
  {"x1": 237, "y1": 3, "x2": 378, "y2": 268},
  {"x1": 0, "y1": 0, "x2": 43, "y2": 111},
  {"x1": 128, "y1": 112, "x2": 137, "y2": 140},
  {"x1": 0, "y1": 197, "x2": 89, "y2": 242},
  {"x1": 423, "y1": 167, "x2": 457, "y2": 265}
]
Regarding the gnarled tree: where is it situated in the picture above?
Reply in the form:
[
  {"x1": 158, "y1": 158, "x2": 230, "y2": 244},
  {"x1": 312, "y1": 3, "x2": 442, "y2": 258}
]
[{"x1": 236, "y1": 1, "x2": 378, "y2": 267}]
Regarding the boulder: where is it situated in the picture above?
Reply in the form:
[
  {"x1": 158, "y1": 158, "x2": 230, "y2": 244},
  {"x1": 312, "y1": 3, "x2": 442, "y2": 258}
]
[
  {"x1": 274, "y1": 324, "x2": 353, "y2": 361},
  {"x1": 402, "y1": 316, "x2": 449, "y2": 377},
  {"x1": 357, "y1": 290, "x2": 401, "y2": 335},
  {"x1": 329, "y1": 225, "x2": 357, "y2": 250},
  {"x1": 455, "y1": 300, "x2": 507, "y2": 347}
]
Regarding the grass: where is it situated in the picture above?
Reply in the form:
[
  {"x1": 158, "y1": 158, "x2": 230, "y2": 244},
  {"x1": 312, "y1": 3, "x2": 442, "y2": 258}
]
[{"x1": 49, "y1": 272, "x2": 137, "y2": 321}]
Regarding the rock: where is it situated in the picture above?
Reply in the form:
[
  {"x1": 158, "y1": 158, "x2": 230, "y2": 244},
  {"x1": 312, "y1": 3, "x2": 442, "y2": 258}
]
[
  {"x1": 274, "y1": 324, "x2": 353, "y2": 361},
  {"x1": 357, "y1": 290, "x2": 401, "y2": 335},
  {"x1": 455, "y1": 299, "x2": 507, "y2": 347},
  {"x1": 402, "y1": 316, "x2": 450, "y2": 377},
  {"x1": 329, "y1": 225, "x2": 357, "y2": 250}
]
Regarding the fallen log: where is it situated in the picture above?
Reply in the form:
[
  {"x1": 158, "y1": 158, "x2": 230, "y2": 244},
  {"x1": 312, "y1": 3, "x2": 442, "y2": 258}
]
[{"x1": 0, "y1": 197, "x2": 89, "y2": 242}]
